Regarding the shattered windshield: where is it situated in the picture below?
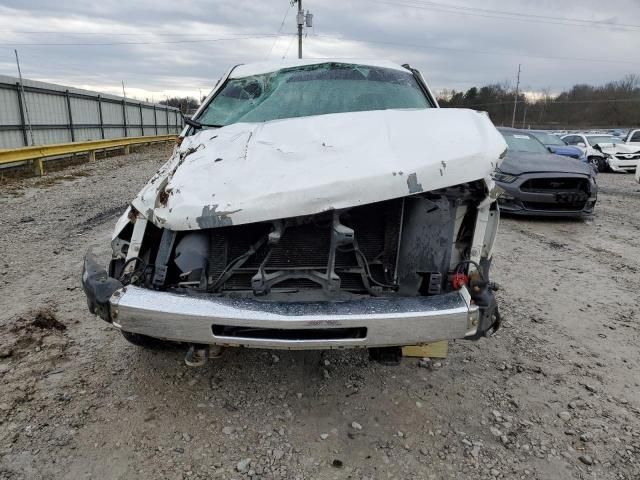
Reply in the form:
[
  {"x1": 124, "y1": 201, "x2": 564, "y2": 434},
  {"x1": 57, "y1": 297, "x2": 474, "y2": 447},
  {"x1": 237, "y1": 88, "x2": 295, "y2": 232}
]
[{"x1": 197, "y1": 63, "x2": 430, "y2": 127}]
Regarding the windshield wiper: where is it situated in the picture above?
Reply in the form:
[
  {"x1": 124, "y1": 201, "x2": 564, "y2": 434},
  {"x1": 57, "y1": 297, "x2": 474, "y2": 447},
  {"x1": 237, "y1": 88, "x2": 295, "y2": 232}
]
[{"x1": 183, "y1": 116, "x2": 223, "y2": 130}]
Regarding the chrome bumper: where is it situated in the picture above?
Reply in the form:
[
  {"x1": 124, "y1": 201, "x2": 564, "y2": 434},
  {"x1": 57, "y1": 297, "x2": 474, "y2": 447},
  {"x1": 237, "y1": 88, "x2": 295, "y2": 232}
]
[{"x1": 109, "y1": 286, "x2": 480, "y2": 349}]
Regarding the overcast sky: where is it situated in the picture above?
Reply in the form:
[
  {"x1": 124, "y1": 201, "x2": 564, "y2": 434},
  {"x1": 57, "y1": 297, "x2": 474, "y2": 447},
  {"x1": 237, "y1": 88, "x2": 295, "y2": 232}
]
[{"x1": 0, "y1": 0, "x2": 638, "y2": 100}]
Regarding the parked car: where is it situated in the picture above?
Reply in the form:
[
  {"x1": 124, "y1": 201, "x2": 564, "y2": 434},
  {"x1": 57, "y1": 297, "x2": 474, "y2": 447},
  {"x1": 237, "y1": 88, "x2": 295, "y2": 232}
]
[
  {"x1": 625, "y1": 128, "x2": 640, "y2": 148},
  {"x1": 82, "y1": 59, "x2": 507, "y2": 366},
  {"x1": 528, "y1": 130, "x2": 588, "y2": 163},
  {"x1": 562, "y1": 133, "x2": 639, "y2": 173},
  {"x1": 495, "y1": 128, "x2": 597, "y2": 217}
]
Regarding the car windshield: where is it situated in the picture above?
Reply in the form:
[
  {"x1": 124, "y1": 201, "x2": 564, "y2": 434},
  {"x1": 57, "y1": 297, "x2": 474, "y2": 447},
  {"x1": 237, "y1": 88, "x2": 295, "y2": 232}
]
[
  {"x1": 587, "y1": 136, "x2": 622, "y2": 146},
  {"x1": 530, "y1": 132, "x2": 566, "y2": 146},
  {"x1": 500, "y1": 131, "x2": 549, "y2": 154},
  {"x1": 196, "y1": 63, "x2": 430, "y2": 127}
]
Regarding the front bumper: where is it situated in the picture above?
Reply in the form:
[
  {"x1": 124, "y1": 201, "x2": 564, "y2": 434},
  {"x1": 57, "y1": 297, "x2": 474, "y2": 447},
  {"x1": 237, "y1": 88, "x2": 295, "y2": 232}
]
[
  {"x1": 81, "y1": 252, "x2": 482, "y2": 349},
  {"x1": 496, "y1": 172, "x2": 597, "y2": 218},
  {"x1": 608, "y1": 157, "x2": 638, "y2": 172},
  {"x1": 108, "y1": 286, "x2": 480, "y2": 349}
]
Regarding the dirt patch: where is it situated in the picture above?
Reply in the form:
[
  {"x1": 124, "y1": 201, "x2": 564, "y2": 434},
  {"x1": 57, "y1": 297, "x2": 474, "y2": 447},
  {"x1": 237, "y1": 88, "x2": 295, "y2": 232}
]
[
  {"x1": 34, "y1": 170, "x2": 93, "y2": 189},
  {"x1": 76, "y1": 204, "x2": 128, "y2": 233},
  {"x1": 1, "y1": 305, "x2": 66, "y2": 358},
  {"x1": 30, "y1": 306, "x2": 66, "y2": 331}
]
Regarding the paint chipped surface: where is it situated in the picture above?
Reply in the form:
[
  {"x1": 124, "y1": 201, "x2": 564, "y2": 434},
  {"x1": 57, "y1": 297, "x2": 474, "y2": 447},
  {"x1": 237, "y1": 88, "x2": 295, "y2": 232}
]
[
  {"x1": 195, "y1": 205, "x2": 239, "y2": 229},
  {"x1": 406, "y1": 173, "x2": 423, "y2": 194},
  {"x1": 131, "y1": 108, "x2": 506, "y2": 231}
]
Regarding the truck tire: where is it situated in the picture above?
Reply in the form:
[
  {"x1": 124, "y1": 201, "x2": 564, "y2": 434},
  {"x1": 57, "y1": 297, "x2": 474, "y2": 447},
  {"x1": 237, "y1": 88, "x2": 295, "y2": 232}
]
[{"x1": 120, "y1": 330, "x2": 173, "y2": 350}]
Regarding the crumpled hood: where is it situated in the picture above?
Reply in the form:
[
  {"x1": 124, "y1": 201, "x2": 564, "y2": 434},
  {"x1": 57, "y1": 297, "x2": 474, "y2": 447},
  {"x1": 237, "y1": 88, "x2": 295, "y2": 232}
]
[
  {"x1": 132, "y1": 108, "x2": 506, "y2": 231},
  {"x1": 499, "y1": 151, "x2": 592, "y2": 176}
]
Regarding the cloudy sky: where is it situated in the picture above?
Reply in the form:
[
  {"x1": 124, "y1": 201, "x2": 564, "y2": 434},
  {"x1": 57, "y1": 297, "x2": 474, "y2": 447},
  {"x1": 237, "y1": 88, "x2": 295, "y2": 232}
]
[{"x1": 0, "y1": 0, "x2": 638, "y2": 100}]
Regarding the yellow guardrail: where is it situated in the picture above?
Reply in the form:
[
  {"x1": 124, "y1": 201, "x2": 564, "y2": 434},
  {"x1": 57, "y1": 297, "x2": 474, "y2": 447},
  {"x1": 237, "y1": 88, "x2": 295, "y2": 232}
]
[{"x1": 0, "y1": 134, "x2": 177, "y2": 175}]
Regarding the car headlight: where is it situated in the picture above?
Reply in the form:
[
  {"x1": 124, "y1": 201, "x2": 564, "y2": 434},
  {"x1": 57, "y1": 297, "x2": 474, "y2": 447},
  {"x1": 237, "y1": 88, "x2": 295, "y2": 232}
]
[{"x1": 492, "y1": 172, "x2": 518, "y2": 183}]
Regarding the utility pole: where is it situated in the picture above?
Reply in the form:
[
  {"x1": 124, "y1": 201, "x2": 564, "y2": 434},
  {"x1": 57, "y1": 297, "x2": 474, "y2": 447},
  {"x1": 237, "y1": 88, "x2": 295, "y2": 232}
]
[
  {"x1": 296, "y1": 0, "x2": 303, "y2": 59},
  {"x1": 14, "y1": 49, "x2": 34, "y2": 146},
  {"x1": 293, "y1": 0, "x2": 313, "y2": 59},
  {"x1": 511, "y1": 64, "x2": 521, "y2": 128}
]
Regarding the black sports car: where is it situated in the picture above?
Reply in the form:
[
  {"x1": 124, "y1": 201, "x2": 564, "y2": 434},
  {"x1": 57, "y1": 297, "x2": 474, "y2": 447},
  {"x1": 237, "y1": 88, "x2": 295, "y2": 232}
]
[{"x1": 494, "y1": 128, "x2": 598, "y2": 217}]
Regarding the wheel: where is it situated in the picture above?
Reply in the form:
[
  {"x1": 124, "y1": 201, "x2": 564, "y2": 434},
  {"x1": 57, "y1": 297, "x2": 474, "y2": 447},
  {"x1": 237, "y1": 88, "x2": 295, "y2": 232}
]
[
  {"x1": 589, "y1": 156, "x2": 606, "y2": 173},
  {"x1": 120, "y1": 330, "x2": 175, "y2": 350}
]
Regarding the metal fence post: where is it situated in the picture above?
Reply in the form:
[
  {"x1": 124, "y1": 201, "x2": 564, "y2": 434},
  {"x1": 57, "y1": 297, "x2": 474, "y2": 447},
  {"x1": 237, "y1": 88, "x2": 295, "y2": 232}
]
[
  {"x1": 15, "y1": 82, "x2": 28, "y2": 146},
  {"x1": 97, "y1": 95, "x2": 105, "y2": 139},
  {"x1": 122, "y1": 99, "x2": 128, "y2": 137},
  {"x1": 165, "y1": 106, "x2": 169, "y2": 134},
  {"x1": 153, "y1": 106, "x2": 158, "y2": 135},
  {"x1": 139, "y1": 103, "x2": 144, "y2": 136},
  {"x1": 65, "y1": 89, "x2": 75, "y2": 142}
]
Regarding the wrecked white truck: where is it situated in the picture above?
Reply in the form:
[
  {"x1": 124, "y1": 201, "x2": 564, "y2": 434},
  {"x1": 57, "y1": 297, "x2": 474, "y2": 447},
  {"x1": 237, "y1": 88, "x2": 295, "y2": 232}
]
[{"x1": 82, "y1": 59, "x2": 507, "y2": 365}]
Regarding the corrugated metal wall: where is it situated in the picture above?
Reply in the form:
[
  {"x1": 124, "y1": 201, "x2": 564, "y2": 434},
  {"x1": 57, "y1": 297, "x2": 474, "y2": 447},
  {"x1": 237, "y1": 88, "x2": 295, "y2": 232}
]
[{"x1": 0, "y1": 75, "x2": 183, "y2": 149}]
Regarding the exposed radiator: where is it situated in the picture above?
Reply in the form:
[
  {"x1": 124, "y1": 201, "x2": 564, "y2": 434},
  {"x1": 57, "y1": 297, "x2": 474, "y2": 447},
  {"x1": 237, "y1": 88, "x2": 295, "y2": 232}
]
[{"x1": 207, "y1": 199, "x2": 404, "y2": 292}]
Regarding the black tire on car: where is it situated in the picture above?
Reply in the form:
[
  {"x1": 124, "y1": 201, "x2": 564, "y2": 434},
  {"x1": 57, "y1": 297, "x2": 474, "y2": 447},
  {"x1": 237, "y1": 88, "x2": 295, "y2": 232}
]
[
  {"x1": 589, "y1": 156, "x2": 606, "y2": 173},
  {"x1": 120, "y1": 330, "x2": 173, "y2": 349}
]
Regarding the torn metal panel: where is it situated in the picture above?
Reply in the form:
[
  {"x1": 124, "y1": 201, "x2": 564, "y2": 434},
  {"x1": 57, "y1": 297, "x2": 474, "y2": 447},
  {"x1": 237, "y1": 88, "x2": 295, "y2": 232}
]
[
  {"x1": 396, "y1": 196, "x2": 455, "y2": 296},
  {"x1": 195, "y1": 205, "x2": 237, "y2": 229},
  {"x1": 131, "y1": 108, "x2": 506, "y2": 231}
]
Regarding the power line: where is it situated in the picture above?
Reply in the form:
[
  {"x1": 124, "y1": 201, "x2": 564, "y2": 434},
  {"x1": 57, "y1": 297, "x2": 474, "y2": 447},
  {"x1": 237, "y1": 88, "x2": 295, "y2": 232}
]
[
  {"x1": 0, "y1": 30, "x2": 274, "y2": 36},
  {"x1": 450, "y1": 98, "x2": 640, "y2": 108},
  {"x1": 0, "y1": 33, "x2": 294, "y2": 47},
  {"x1": 282, "y1": 35, "x2": 297, "y2": 59},
  {"x1": 309, "y1": 34, "x2": 639, "y2": 65},
  {"x1": 266, "y1": 3, "x2": 292, "y2": 58},
  {"x1": 373, "y1": 0, "x2": 640, "y2": 31}
]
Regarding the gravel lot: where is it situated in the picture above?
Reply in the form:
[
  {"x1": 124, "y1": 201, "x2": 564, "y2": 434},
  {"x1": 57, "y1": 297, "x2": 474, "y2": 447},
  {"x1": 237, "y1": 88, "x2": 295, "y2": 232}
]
[{"x1": 1, "y1": 144, "x2": 639, "y2": 480}]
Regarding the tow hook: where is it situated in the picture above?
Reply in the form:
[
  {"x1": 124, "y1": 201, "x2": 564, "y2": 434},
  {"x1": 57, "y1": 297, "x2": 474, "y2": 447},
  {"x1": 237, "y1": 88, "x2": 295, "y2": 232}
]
[{"x1": 184, "y1": 344, "x2": 224, "y2": 367}]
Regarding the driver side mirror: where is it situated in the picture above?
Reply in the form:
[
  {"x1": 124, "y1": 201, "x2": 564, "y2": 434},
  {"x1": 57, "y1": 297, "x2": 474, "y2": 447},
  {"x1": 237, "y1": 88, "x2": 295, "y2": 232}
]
[{"x1": 577, "y1": 142, "x2": 586, "y2": 148}]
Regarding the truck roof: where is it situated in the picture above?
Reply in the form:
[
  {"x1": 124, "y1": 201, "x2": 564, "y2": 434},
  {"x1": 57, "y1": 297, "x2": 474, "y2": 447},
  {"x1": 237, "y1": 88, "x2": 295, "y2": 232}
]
[{"x1": 230, "y1": 59, "x2": 411, "y2": 78}]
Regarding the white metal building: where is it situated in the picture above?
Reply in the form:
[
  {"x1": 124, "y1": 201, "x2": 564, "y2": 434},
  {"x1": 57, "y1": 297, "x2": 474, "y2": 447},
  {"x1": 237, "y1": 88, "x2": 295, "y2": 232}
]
[{"x1": 0, "y1": 75, "x2": 182, "y2": 149}]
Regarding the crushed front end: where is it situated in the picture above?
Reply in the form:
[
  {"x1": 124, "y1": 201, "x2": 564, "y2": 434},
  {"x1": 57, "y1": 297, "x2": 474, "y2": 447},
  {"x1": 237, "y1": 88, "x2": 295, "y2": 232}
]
[
  {"x1": 82, "y1": 180, "x2": 501, "y2": 350},
  {"x1": 81, "y1": 62, "x2": 507, "y2": 352}
]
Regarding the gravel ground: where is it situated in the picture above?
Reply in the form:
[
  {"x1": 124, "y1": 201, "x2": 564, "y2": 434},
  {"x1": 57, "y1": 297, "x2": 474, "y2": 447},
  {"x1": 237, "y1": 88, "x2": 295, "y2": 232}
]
[{"x1": 0, "y1": 144, "x2": 639, "y2": 480}]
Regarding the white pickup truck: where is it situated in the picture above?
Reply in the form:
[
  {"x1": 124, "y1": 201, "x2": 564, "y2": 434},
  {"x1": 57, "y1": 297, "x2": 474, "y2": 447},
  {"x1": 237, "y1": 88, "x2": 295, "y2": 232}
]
[{"x1": 82, "y1": 59, "x2": 507, "y2": 366}]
